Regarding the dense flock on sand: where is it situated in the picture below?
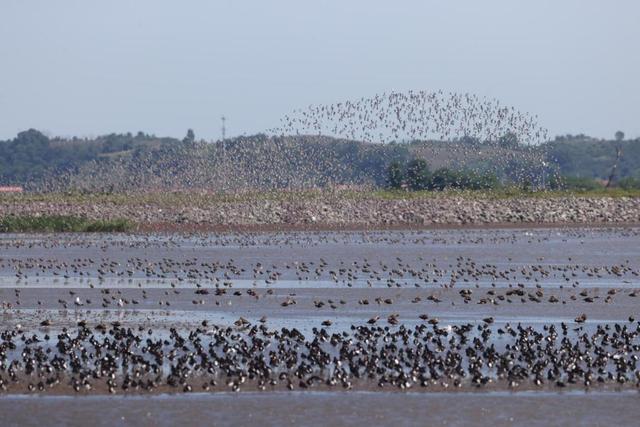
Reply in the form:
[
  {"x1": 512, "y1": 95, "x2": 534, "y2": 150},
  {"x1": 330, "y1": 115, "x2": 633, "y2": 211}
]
[
  {"x1": 2, "y1": 193, "x2": 640, "y2": 230},
  {"x1": 2, "y1": 315, "x2": 640, "y2": 394},
  {"x1": 0, "y1": 228, "x2": 639, "y2": 395}
]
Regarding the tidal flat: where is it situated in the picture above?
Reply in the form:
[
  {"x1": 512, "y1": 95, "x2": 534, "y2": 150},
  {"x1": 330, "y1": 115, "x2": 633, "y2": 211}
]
[{"x1": 0, "y1": 227, "x2": 638, "y2": 426}]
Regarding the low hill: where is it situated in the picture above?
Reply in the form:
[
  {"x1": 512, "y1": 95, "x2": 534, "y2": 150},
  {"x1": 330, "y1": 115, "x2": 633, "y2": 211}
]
[
  {"x1": 0, "y1": 129, "x2": 638, "y2": 192},
  {"x1": 545, "y1": 135, "x2": 640, "y2": 180},
  {"x1": 2, "y1": 131, "x2": 411, "y2": 192}
]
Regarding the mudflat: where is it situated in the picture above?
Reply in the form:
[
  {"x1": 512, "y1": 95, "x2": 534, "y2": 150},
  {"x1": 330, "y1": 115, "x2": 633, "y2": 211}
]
[{"x1": 0, "y1": 227, "x2": 638, "y2": 425}]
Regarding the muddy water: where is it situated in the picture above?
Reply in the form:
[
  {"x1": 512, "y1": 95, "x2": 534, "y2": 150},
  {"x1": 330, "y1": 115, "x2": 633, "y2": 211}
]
[
  {"x1": 1, "y1": 228, "x2": 638, "y2": 331},
  {"x1": 1, "y1": 391, "x2": 639, "y2": 427},
  {"x1": 0, "y1": 227, "x2": 639, "y2": 426}
]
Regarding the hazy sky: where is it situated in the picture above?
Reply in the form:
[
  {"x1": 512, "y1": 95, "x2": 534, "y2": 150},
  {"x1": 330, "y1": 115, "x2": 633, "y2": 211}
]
[{"x1": 1, "y1": 0, "x2": 638, "y2": 141}]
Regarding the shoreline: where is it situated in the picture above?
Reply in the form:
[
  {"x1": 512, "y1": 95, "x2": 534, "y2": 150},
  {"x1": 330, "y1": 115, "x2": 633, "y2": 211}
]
[
  {"x1": 0, "y1": 379, "x2": 635, "y2": 397},
  {"x1": 136, "y1": 220, "x2": 640, "y2": 234},
  {"x1": 1, "y1": 220, "x2": 638, "y2": 235},
  {"x1": 2, "y1": 192, "x2": 640, "y2": 233}
]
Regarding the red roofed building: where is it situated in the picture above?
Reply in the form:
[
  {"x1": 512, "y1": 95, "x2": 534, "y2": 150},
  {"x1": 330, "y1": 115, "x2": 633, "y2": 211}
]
[{"x1": 0, "y1": 186, "x2": 23, "y2": 193}]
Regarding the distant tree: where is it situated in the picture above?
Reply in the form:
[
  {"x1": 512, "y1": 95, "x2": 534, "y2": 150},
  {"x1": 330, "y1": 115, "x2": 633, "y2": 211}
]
[
  {"x1": 561, "y1": 176, "x2": 602, "y2": 191},
  {"x1": 183, "y1": 129, "x2": 195, "y2": 144},
  {"x1": 617, "y1": 176, "x2": 640, "y2": 190},
  {"x1": 14, "y1": 128, "x2": 49, "y2": 148},
  {"x1": 498, "y1": 132, "x2": 519, "y2": 148},
  {"x1": 430, "y1": 168, "x2": 459, "y2": 191},
  {"x1": 473, "y1": 172, "x2": 499, "y2": 190},
  {"x1": 615, "y1": 130, "x2": 625, "y2": 141},
  {"x1": 386, "y1": 161, "x2": 404, "y2": 189},
  {"x1": 406, "y1": 159, "x2": 430, "y2": 191},
  {"x1": 459, "y1": 135, "x2": 481, "y2": 146},
  {"x1": 0, "y1": 129, "x2": 51, "y2": 182}
]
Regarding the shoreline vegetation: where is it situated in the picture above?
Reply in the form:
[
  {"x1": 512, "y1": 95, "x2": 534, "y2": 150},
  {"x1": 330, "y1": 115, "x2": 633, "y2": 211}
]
[
  {"x1": 1, "y1": 189, "x2": 639, "y2": 232},
  {"x1": 0, "y1": 215, "x2": 132, "y2": 233}
]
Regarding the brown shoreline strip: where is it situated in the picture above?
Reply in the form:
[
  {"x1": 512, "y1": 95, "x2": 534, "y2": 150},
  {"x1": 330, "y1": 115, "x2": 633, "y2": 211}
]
[
  {"x1": 136, "y1": 220, "x2": 640, "y2": 234},
  {"x1": 3, "y1": 194, "x2": 640, "y2": 233}
]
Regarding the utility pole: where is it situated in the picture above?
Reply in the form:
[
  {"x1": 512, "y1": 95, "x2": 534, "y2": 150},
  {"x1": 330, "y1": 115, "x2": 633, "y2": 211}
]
[{"x1": 221, "y1": 115, "x2": 226, "y2": 192}]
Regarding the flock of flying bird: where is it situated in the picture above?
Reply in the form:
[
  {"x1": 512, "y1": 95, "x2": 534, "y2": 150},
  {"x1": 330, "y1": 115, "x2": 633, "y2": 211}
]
[
  {"x1": 33, "y1": 90, "x2": 551, "y2": 193},
  {"x1": 275, "y1": 90, "x2": 548, "y2": 145},
  {"x1": 273, "y1": 90, "x2": 551, "y2": 185}
]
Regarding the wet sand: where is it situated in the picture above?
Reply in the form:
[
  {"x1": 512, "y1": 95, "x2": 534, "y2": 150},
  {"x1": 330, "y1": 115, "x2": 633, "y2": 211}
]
[
  {"x1": 0, "y1": 227, "x2": 639, "y2": 425},
  {"x1": 2, "y1": 227, "x2": 638, "y2": 326},
  {"x1": 2, "y1": 390, "x2": 640, "y2": 427}
]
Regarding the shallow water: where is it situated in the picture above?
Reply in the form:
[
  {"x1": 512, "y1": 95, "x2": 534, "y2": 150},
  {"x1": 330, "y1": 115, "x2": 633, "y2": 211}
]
[
  {"x1": 1, "y1": 227, "x2": 639, "y2": 425},
  {"x1": 2, "y1": 390, "x2": 640, "y2": 427}
]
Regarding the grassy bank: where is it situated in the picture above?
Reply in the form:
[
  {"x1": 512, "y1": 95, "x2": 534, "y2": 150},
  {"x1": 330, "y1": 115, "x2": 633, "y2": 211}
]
[
  {"x1": 0, "y1": 215, "x2": 133, "y2": 233},
  {"x1": 1, "y1": 188, "x2": 639, "y2": 208},
  {"x1": 370, "y1": 187, "x2": 640, "y2": 200}
]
